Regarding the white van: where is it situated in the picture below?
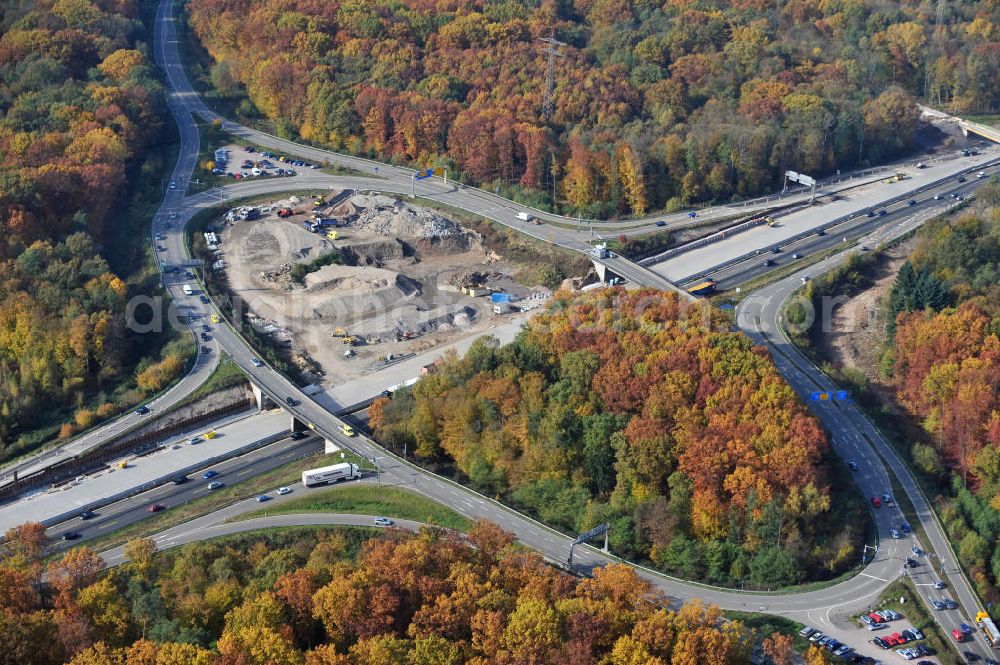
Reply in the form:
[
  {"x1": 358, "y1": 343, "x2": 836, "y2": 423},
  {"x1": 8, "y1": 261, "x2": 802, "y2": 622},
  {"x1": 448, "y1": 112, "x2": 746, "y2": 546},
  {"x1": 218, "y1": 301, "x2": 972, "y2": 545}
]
[
  {"x1": 182, "y1": 285, "x2": 193, "y2": 296},
  {"x1": 516, "y1": 211, "x2": 532, "y2": 221}
]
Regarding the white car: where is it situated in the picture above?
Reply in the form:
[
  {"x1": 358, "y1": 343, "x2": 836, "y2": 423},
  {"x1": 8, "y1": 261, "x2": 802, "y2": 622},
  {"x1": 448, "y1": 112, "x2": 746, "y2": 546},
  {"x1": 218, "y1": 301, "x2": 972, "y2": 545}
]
[
  {"x1": 169, "y1": 181, "x2": 177, "y2": 189},
  {"x1": 978, "y1": 171, "x2": 987, "y2": 178},
  {"x1": 250, "y1": 358, "x2": 263, "y2": 367},
  {"x1": 890, "y1": 529, "x2": 901, "y2": 539},
  {"x1": 374, "y1": 517, "x2": 393, "y2": 526},
  {"x1": 277, "y1": 486, "x2": 292, "y2": 495}
]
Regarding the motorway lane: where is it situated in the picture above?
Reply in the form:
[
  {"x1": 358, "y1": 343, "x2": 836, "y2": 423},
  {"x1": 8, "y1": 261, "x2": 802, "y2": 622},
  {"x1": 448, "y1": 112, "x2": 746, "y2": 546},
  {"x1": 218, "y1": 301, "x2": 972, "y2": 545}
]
[
  {"x1": 46, "y1": 435, "x2": 322, "y2": 550},
  {"x1": 703, "y1": 169, "x2": 999, "y2": 290},
  {"x1": 737, "y1": 210, "x2": 995, "y2": 659}
]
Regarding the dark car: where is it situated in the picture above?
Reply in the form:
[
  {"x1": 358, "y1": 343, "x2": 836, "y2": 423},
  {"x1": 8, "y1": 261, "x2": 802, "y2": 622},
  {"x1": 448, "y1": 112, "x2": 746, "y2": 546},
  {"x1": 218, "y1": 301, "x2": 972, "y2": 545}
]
[
  {"x1": 906, "y1": 557, "x2": 919, "y2": 567},
  {"x1": 202, "y1": 324, "x2": 210, "y2": 332},
  {"x1": 200, "y1": 332, "x2": 209, "y2": 341},
  {"x1": 286, "y1": 397, "x2": 299, "y2": 406},
  {"x1": 763, "y1": 258, "x2": 776, "y2": 266},
  {"x1": 63, "y1": 531, "x2": 81, "y2": 541},
  {"x1": 877, "y1": 209, "x2": 887, "y2": 216},
  {"x1": 816, "y1": 228, "x2": 826, "y2": 236},
  {"x1": 381, "y1": 389, "x2": 393, "y2": 398},
  {"x1": 771, "y1": 246, "x2": 781, "y2": 253},
  {"x1": 203, "y1": 470, "x2": 219, "y2": 479},
  {"x1": 958, "y1": 175, "x2": 967, "y2": 182},
  {"x1": 964, "y1": 651, "x2": 980, "y2": 661},
  {"x1": 148, "y1": 503, "x2": 165, "y2": 512},
  {"x1": 866, "y1": 210, "x2": 875, "y2": 217},
  {"x1": 201, "y1": 346, "x2": 211, "y2": 354},
  {"x1": 135, "y1": 405, "x2": 150, "y2": 415},
  {"x1": 908, "y1": 199, "x2": 917, "y2": 206},
  {"x1": 199, "y1": 295, "x2": 210, "y2": 304},
  {"x1": 172, "y1": 475, "x2": 188, "y2": 485},
  {"x1": 655, "y1": 220, "x2": 667, "y2": 227},
  {"x1": 79, "y1": 510, "x2": 95, "y2": 520}
]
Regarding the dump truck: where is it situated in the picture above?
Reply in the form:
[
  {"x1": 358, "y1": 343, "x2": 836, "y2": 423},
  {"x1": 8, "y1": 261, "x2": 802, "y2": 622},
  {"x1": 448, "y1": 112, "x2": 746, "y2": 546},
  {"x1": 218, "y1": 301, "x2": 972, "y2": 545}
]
[{"x1": 277, "y1": 208, "x2": 294, "y2": 218}]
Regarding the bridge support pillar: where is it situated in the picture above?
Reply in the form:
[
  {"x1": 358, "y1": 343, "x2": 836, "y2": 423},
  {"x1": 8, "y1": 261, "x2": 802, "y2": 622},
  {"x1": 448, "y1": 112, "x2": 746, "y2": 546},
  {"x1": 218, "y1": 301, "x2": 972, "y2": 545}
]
[
  {"x1": 291, "y1": 416, "x2": 309, "y2": 436},
  {"x1": 591, "y1": 260, "x2": 607, "y2": 283},
  {"x1": 250, "y1": 383, "x2": 275, "y2": 411},
  {"x1": 324, "y1": 439, "x2": 341, "y2": 454}
]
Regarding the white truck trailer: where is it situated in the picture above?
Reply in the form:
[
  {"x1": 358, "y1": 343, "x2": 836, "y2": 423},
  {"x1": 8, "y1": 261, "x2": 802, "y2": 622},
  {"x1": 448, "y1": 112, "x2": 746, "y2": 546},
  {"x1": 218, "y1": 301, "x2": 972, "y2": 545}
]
[{"x1": 302, "y1": 462, "x2": 361, "y2": 487}]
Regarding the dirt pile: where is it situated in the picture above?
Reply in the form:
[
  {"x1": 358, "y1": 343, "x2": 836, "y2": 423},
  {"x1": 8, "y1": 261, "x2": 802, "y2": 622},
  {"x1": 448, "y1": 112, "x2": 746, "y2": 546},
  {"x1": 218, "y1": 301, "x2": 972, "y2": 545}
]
[{"x1": 346, "y1": 196, "x2": 481, "y2": 254}]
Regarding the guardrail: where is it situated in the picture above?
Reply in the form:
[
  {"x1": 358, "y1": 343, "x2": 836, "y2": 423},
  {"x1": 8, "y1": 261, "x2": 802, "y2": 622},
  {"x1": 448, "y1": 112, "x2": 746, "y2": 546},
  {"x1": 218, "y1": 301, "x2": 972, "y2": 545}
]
[
  {"x1": 670, "y1": 158, "x2": 1000, "y2": 284},
  {"x1": 37, "y1": 426, "x2": 292, "y2": 530}
]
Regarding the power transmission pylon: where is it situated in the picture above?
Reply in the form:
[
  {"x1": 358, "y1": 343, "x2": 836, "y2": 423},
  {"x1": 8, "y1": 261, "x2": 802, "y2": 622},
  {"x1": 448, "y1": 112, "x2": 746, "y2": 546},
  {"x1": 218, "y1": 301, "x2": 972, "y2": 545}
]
[{"x1": 539, "y1": 37, "x2": 566, "y2": 121}]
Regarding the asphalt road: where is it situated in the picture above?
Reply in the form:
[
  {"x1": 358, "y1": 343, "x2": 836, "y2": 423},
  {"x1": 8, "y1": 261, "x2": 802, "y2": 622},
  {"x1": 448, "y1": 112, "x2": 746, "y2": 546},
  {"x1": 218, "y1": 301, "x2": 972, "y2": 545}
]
[
  {"x1": 700, "y1": 169, "x2": 999, "y2": 291},
  {"x1": 737, "y1": 207, "x2": 995, "y2": 659},
  {"x1": 45, "y1": 434, "x2": 322, "y2": 550}
]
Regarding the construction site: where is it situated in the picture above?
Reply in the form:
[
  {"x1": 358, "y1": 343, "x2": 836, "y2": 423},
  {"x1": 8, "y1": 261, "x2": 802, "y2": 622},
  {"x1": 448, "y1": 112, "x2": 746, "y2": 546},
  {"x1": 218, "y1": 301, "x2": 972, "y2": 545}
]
[{"x1": 216, "y1": 191, "x2": 554, "y2": 385}]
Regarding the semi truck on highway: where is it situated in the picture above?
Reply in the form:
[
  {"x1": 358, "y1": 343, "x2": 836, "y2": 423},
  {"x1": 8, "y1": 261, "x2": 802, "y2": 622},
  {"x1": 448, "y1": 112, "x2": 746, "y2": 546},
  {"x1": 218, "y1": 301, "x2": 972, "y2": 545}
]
[
  {"x1": 688, "y1": 279, "x2": 717, "y2": 296},
  {"x1": 302, "y1": 462, "x2": 361, "y2": 487},
  {"x1": 977, "y1": 612, "x2": 1000, "y2": 648}
]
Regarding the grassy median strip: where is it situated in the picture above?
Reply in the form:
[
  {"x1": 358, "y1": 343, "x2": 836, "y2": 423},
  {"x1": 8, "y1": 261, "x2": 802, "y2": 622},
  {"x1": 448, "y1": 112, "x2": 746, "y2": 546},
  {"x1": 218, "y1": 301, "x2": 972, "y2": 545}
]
[
  {"x1": 66, "y1": 448, "x2": 353, "y2": 556},
  {"x1": 235, "y1": 484, "x2": 471, "y2": 532}
]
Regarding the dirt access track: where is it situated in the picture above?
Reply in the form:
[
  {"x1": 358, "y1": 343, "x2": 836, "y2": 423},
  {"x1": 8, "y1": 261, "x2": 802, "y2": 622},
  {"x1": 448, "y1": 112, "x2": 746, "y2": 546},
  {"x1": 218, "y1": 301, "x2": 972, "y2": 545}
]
[{"x1": 217, "y1": 191, "x2": 550, "y2": 385}]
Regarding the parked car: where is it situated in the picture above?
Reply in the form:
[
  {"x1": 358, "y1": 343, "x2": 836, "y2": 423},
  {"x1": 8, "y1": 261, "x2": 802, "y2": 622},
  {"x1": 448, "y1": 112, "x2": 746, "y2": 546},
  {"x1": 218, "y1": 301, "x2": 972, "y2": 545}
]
[
  {"x1": 900, "y1": 522, "x2": 911, "y2": 534},
  {"x1": 890, "y1": 529, "x2": 901, "y2": 539},
  {"x1": 199, "y1": 295, "x2": 210, "y2": 304},
  {"x1": 800, "y1": 626, "x2": 816, "y2": 637},
  {"x1": 911, "y1": 546, "x2": 925, "y2": 556},
  {"x1": 906, "y1": 558, "x2": 919, "y2": 568}
]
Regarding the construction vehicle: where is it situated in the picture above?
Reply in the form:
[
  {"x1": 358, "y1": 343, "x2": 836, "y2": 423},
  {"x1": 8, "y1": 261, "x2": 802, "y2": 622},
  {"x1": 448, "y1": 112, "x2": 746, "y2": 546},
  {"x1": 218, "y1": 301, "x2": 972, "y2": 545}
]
[
  {"x1": 332, "y1": 327, "x2": 348, "y2": 337},
  {"x1": 117, "y1": 460, "x2": 129, "y2": 469},
  {"x1": 765, "y1": 217, "x2": 777, "y2": 227},
  {"x1": 277, "y1": 208, "x2": 294, "y2": 218},
  {"x1": 204, "y1": 430, "x2": 217, "y2": 439},
  {"x1": 342, "y1": 336, "x2": 359, "y2": 345},
  {"x1": 326, "y1": 230, "x2": 339, "y2": 240}
]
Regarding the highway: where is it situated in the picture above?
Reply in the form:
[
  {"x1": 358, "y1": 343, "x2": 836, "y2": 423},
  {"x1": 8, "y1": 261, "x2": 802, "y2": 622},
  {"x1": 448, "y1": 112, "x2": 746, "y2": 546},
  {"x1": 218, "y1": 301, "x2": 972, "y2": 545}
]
[
  {"x1": 697, "y1": 168, "x2": 999, "y2": 291},
  {"x1": 44, "y1": 433, "x2": 322, "y2": 550},
  {"x1": 5, "y1": 0, "x2": 991, "y2": 660}
]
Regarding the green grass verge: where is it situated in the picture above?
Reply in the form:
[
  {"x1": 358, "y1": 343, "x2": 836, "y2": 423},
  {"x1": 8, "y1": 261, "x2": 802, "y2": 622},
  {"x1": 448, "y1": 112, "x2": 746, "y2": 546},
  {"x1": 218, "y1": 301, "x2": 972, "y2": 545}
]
[
  {"x1": 171, "y1": 358, "x2": 247, "y2": 409},
  {"x1": 236, "y1": 484, "x2": 471, "y2": 532},
  {"x1": 858, "y1": 578, "x2": 962, "y2": 665},
  {"x1": 70, "y1": 447, "x2": 371, "y2": 556}
]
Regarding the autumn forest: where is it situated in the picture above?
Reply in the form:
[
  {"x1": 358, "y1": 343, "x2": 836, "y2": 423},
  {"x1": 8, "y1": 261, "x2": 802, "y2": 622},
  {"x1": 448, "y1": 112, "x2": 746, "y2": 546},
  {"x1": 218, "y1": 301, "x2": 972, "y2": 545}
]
[{"x1": 187, "y1": 0, "x2": 999, "y2": 217}]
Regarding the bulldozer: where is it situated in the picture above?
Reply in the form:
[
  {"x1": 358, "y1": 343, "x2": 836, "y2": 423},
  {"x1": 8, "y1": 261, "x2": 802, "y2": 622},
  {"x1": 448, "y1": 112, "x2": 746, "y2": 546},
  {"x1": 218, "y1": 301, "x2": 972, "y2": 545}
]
[
  {"x1": 342, "y1": 336, "x2": 359, "y2": 345},
  {"x1": 332, "y1": 327, "x2": 348, "y2": 337}
]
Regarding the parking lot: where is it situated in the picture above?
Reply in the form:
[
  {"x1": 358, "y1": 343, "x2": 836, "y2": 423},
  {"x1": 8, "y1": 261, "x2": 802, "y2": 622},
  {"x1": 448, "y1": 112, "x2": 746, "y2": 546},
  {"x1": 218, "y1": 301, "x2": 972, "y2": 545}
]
[
  {"x1": 213, "y1": 144, "x2": 325, "y2": 181},
  {"x1": 801, "y1": 608, "x2": 942, "y2": 665}
]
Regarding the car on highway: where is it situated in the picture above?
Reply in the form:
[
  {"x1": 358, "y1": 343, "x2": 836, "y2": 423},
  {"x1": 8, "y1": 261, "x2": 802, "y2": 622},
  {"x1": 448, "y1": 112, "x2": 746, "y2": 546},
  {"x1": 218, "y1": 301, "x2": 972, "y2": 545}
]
[
  {"x1": 203, "y1": 470, "x2": 219, "y2": 479},
  {"x1": 771, "y1": 246, "x2": 781, "y2": 253},
  {"x1": 655, "y1": 220, "x2": 667, "y2": 227},
  {"x1": 381, "y1": 389, "x2": 393, "y2": 398},
  {"x1": 187, "y1": 436, "x2": 200, "y2": 445},
  {"x1": 172, "y1": 475, "x2": 188, "y2": 485},
  {"x1": 169, "y1": 181, "x2": 177, "y2": 189},
  {"x1": 148, "y1": 503, "x2": 165, "y2": 512},
  {"x1": 277, "y1": 486, "x2": 292, "y2": 495},
  {"x1": 953, "y1": 628, "x2": 966, "y2": 641},
  {"x1": 79, "y1": 510, "x2": 95, "y2": 520},
  {"x1": 156, "y1": 245, "x2": 166, "y2": 252},
  {"x1": 907, "y1": 199, "x2": 917, "y2": 205},
  {"x1": 256, "y1": 494, "x2": 271, "y2": 502},
  {"x1": 871, "y1": 496, "x2": 882, "y2": 507},
  {"x1": 890, "y1": 529, "x2": 901, "y2": 539},
  {"x1": 207, "y1": 481, "x2": 224, "y2": 490},
  {"x1": 848, "y1": 461, "x2": 860, "y2": 470},
  {"x1": 286, "y1": 397, "x2": 299, "y2": 406},
  {"x1": 959, "y1": 623, "x2": 973, "y2": 634},
  {"x1": 762, "y1": 258, "x2": 775, "y2": 266},
  {"x1": 866, "y1": 210, "x2": 875, "y2": 218},
  {"x1": 815, "y1": 228, "x2": 826, "y2": 236},
  {"x1": 374, "y1": 517, "x2": 394, "y2": 526},
  {"x1": 965, "y1": 650, "x2": 981, "y2": 661},
  {"x1": 340, "y1": 424, "x2": 355, "y2": 436},
  {"x1": 931, "y1": 600, "x2": 946, "y2": 610},
  {"x1": 250, "y1": 358, "x2": 263, "y2": 367},
  {"x1": 934, "y1": 194, "x2": 942, "y2": 200},
  {"x1": 944, "y1": 599, "x2": 958, "y2": 609},
  {"x1": 63, "y1": 531, "x2": 81, "y2": 541},
  {"x1": 877, "y1": 209, "x2": 887, "y2": 216},
  {"x1": 958, "y1": 175, "x2": 967, "y2": 182},
  {"x1": 882, "y1": 493, "x2": 895, "y2": 506},
  {"x1": 791, "y1": 253, "x2": 801, "y2": 259},
  {"x1": 135, "y1": 405, "x2": 150, "y2": 415},
  {"x1": 978, "y1": 171, "x2": 987, "y2": 178},
  {"x1": 934, "y1": 580, "x2": 945, "y2": 589}
]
